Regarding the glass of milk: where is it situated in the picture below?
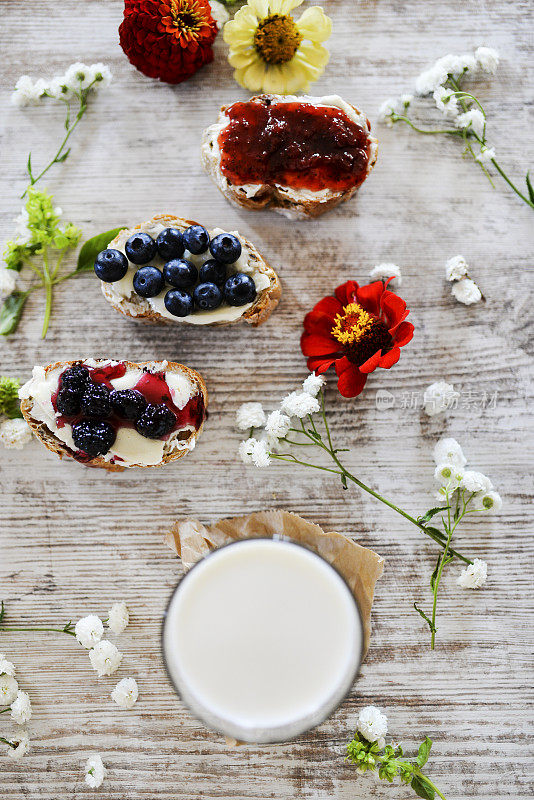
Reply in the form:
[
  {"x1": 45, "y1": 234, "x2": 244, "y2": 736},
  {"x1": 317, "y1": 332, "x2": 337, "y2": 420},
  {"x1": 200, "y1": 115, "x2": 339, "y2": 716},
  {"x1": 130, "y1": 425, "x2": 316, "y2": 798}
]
[{"x1": 162, "y1": 538, "x2": 363, "y2": 742}]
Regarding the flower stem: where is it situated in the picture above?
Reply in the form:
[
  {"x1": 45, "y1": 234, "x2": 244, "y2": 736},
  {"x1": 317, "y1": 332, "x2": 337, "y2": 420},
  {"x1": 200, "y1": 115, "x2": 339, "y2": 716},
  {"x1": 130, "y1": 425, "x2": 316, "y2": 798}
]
[
  {"x1": 40, "y1": 245, "x2": 53, "y2": 338},
  {"x1": 415, "y1": 770, "x2": 448, "y2": 800},
  {"x1": 391, "y1": 113, "x2": 463, "y2": 136},
  {"x1": 0, "y1": 625, "x2": 75, "y2": 636},
  {"x1": 0, "y1": 736, "x2": 16, "y2": 749}
]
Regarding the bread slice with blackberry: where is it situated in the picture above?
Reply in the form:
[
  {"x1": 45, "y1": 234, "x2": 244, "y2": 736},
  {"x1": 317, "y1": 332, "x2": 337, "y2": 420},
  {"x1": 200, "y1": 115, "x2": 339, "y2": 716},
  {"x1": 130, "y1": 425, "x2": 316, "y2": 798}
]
[
  {"x1": 96, "y1": 214, "x2": 281, "y2": 327},
  {"x1": 201, "y1": 94, "x2": 378, "y2": 220},
  {"x1": 19, "y1": 359, "x2": 207, "y2": 471}
]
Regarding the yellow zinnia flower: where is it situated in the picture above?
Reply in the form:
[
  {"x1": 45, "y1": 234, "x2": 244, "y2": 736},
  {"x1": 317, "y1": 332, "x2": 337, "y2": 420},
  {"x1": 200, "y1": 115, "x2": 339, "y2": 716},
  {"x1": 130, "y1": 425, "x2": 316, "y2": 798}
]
[{"x1": 223, "y1": 0, "x2": 332, "y2": 94}]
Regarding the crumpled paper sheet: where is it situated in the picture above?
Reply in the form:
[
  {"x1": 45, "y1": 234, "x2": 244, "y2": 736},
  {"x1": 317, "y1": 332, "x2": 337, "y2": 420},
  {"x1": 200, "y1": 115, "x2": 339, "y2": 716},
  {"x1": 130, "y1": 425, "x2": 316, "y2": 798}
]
[{"x1": 165, "y1": 508, "x2": 384, "y2": 656}]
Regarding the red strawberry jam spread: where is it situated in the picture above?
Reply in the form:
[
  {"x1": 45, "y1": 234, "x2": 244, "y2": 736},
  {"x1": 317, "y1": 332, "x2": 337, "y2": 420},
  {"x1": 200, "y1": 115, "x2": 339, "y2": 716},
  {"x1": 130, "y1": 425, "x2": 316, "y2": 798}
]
[{"x1": 217, "y1": 100, "x2": 373, "y2": 193}]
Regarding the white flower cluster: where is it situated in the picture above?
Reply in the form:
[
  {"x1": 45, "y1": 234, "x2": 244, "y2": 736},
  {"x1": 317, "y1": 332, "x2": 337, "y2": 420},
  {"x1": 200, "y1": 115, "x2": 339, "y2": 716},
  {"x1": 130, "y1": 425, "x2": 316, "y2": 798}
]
[
  {"x1": 85, "y1": 753, "x2": 106, "y2": 788},
  {"x1": 377, "y1": 94, "x2": 413, "y2": 126},
  {"x1": 445, "y1": 255, "x2": 482, "y2": 306},
  {"x1": 237, "y1": 373, "x2": 325, "y2": 468},
  {"x1": 357, "y1": 705, "x2": 388, "y2": 749},
  {"x1": 11, "y1": 62, "x2": 112, "y2": 108},
  {"x1": 415, "y1": 47, "x2": 499, "y2": 97},
  {"x1": 0, "y1": 653, "x2": 31, "y2": 759},
  {"x1": 368, "y1": 262, "x2": 403, "y2": 286},
  {"x1": 457, "y1": 558, "x2": 488, "y2": 589},
  {"x1": 423, "y1": 381, "x2": 460, "y2": 416}
]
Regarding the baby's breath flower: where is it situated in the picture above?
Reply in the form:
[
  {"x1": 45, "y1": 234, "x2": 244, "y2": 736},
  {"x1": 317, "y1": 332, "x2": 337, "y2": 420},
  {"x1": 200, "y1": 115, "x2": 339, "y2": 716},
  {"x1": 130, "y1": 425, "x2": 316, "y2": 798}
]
[
  {"x1": 111, "y1": 677, "x2": 138, "y2": 709},
  {"x1": 7, "y1": 732, "x2": 30, "y2": 759},
  {"x1": 455, "y1": 109, "x2": 485, "y2": 138},
  {"x1": 357, "y1": 705, "x2": 388, "y2": 744},
  {"x1": 302, "y1": 372, "x2": 326, "y2": 397},
  {"x1": 89, "y1": 640, "x2": 122, "y2": 677},
  {"x1": 46, "y1": 76, "x2": 73, "y2": 100},
  {"x1": 457, "y1": 558, "x2": 487, "y2": 589},
  {"x1": 474, "y1": 490, "x2": 502, "y2": 514},
  {"x1": 368, "y1": 263, "x2": 402, "y2": 286},
  {"x1": 107, "y1": 602, "x2": 129, "y2": 635},
  {"x1": 64, "y1": 62, "x2": 96, "y2": 90},
  {"x1": 460, "y1": 470, "x2": 492, "y2": 494},
  {"x1": 250, "y1": 438, "x2": 271, "y2": 468},
  {"x1": 433, "y1": 86, "x2": 458, "y2": 117},
  {"x1": 10, "y1": 690, "x2": 32, "y2": 724},
  {"x1": 235, "y1": 402, "x2": 266, "y2": 431},
  {"x1": 280, "y1": 391, "x2": 320, "y2": 419},
  {"x1": 433, "y1": 437, "x2": 467, "y2": 468},
  {"x1": 451, "y1": 277, "x2": 482, "y2": 305},
  {"x1": 476, "y1": 145, "x2": 496, "y2": 163},
  {"x1": 475, "y1": 46, "x2": 499, "y2": 74},
  {"x1": 0, "y1": 419, "x2": 32, "y2": 450},
  {"x1": 434, "y1": 463, "x2": 464, "y2": 488},
  {"x1": 0, "y1": 268, "x2": 17, "y2": 298},
  {"x1": 85, "y1": 754, "x2": 106, "y2": 788},
  {"x1": 0, "y1": 655, "x2": 16, "y2": 677},
  {"x1": 265, "y1": 410, "x2": 291, "y2": 439},
  {"x1": 75, "y1": 615, "x2": 104, "y2": 649},
  {"x1": 377, "y1": 95, "x2": 412, "y2": 125},
  {"x1": 422, "y1": 381, "x2": 459, "y2": 416},
  {"x1": 238, "y1": 437, "x2": 256, "y2": 464},
  {"x1": 11, "y1": 75, "x2": 45, "y2": 107},
  {"x1": 445, "y1": 254, "x2": 469, "y2": 282},
  {"x1": 0, "y1": 674, "x2": 19, "y2": 705},
  {"x1": 91, "y1": 63, "x2": 112, "y2": 89}
]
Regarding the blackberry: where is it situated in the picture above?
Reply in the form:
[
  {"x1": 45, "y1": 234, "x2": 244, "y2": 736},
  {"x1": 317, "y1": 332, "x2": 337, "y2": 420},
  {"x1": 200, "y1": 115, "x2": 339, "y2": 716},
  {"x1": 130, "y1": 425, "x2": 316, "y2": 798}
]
[
  {"x1": 60, "y1": 365, "x2": 90, "y2": 393},
  {"x1": 72, "y1": 420, "x2": 116, "y2": 457},
  {"x1": 80, "y1": 383, "x2": 112, "y2": 418},
  {"x1": 110, "y1": 389, "x2": 147, "y2": 421},
  {"x1": 56, "y1": 387, "x2": 81, "y2": 417},
  {"x1": 135, "y1": 404, "x2": 176, "y2": 439}
]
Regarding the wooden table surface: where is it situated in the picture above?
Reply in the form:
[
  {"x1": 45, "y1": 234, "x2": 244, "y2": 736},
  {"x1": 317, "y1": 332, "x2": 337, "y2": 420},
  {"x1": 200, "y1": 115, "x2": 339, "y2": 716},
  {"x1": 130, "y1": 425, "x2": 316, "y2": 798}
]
[{"x1": 1, "y1": 1, "x2": 533, "y2": 798}]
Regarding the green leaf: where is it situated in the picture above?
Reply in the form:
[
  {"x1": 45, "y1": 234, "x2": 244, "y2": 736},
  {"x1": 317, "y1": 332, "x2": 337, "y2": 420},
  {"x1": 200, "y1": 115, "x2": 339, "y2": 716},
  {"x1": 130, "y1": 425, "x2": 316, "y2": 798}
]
[
  {"x1": 418, "y1": 507, "x2": 447, "y2": 524},
  {"x1": 0, "y1": 292, "x2": 28, "y2": 336},
  {"x1": 424, "y1": 525, "x2": 446, "y2": 540},
  {"x1": 341, "y1": 473, "x2": 347, "y2": 490},
  {"x1": 417, "y1": 737, "x2": 433, "y2": 767},
  {"x1": 430, "y1": 554, "x2": 441, "y2": 590},
  {"x1": 411, "y1": 774, "x2": 435, "y2": 800},
  {"x1": 75, "y1": 227, "x2": 125, "y2": 273},
  {"x1": 0, "y1": 601, "x2": 5, "y2": 623},
  {"x1": 55, "y1": 148, "x2": 71, "y2": 164},
  {"x1": 526, "y1": 172, "x2": 534, "y2": 204},
  {"x1": 413, "y1": 602, "x2": 436, "y2": 634}
]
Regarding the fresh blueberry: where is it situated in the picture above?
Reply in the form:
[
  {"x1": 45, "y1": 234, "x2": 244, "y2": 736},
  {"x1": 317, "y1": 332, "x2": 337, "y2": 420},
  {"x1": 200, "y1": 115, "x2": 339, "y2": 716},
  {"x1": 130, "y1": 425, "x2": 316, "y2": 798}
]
[
  {"x1": 164, "y1": 289, "x2": 194, "y2": 317},
  {"x1": 199, "y1": 259, "x2": 226, "y2": 287},
  {"x1": 60, "y1": 365, "x2": 90, "y2": 393},
  {"x1": 94, "y1": 249, "x2": 129, "y2": 282},
  {"x1": 125, "y1": 232, "x2": 157, "y2": 265},
  {"x1": 224, "y1": 273, "x2": 257, "y2": 306},
  {"x1": 135, "y1": 404, "x2": 176, "y2": 439},
  {"x1": 156, "y1": 227, "x2": 185, "y2": 260},
  {"x1": 209, "y1": 233, "x2": 242, "y2": 264},
  {"x1": 80, "y1": 383, "x2": 112, "y2": 418},
  {"x1": 183, "y1": 225, "x2": 209, "y2": 255},
  {"x1": 193, "y1": 282, "x2": 223, "y2": 311},
  {"x1": 133, "y1": 266, "x2": 165, "y2": 298},
  {"x1": 56, "y1": 388, "x2": 81, "y2": 417},
  {"x1": 72, "y1": 419, "x2": 116, "y2": 457},
  {"x1": 110, "y1": 389, "x2": 147, "y2": 421},
  {"x1": 163, "y1": 259, "x2": 198, "y2": 289}
]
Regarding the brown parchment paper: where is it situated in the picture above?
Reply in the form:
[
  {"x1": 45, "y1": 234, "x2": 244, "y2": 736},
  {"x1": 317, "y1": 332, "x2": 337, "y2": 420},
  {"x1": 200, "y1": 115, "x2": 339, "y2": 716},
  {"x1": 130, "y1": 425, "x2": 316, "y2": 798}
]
[{"x1": 165, "y1": 509, "x2": 384, "y2": 655}]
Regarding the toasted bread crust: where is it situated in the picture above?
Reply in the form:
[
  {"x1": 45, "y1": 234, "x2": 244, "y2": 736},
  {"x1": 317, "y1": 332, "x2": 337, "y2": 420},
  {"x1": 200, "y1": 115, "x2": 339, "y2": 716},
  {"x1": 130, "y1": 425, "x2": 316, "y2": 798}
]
[
  {"x1": 20, "y1": 359, "x2": 208, "y2": 472},
  {"x1": 101, "y1": 214, "x2": 281, "y2": 327},
  {"x1": 201, "y1": 95, "x2": 379, "y2": 220}
]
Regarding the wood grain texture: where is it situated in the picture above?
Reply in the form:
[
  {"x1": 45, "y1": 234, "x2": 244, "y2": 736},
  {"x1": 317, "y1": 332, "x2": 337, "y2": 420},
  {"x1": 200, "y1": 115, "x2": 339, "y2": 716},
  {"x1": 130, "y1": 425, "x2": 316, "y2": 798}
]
[{"x1": 0, "y1": 1, "x2": 533, "y2": 798}]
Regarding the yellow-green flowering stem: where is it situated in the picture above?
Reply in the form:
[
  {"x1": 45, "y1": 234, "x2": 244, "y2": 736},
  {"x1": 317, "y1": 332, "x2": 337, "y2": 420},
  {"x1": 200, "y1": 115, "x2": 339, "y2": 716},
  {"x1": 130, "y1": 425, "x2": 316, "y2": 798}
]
[{"x1": 0, "y1": 625, "x2": 76, "y2": 636}]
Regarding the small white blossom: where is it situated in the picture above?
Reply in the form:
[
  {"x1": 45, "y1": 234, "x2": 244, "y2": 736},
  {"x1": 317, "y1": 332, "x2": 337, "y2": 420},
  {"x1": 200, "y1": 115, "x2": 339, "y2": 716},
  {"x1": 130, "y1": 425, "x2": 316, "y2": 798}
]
[
  {"x1": 280, "y1": 391, "x2": 320, "y2": 419},
  {"x1": 457, "y1": 558, "x2": 487, "y2": 589},
  {"x1": 455, "y1": 109, "x2": 485, "y2": 138},
  {"x1": 433, "y1": 86, "x2": 458, "y2": 118},
  {"x1": 460, "y1": 470, "x2": 492, "y2": 494},
  {"x1": 111, "y1": 677, "x2": 139, "y2": 709},
  {"x1": 209, "y1": 0, "x2": 230, "y2": 28},
  {"x1": 474, "y1": 490, "x2": 502, "y2": 514},
  {"x1": 357, "y1": 705, "x2": 388, "y2": 744},
  {"x1": 0, "y1": 675, "x2": 19, "y2": 705},
  {"x1": 377, "y1": 95, "x2": 412, "y2": 125},
  {"x1": 265, "y1": 410, "x2": 291, "y2": 439},
  {"x1": 434, "y1": 463, "x2": 464, "y2": 488},
  {"x1": 238, "y1": 437, "x2": 256, "y2": 464},
  {"x1": 85, "y1": 754, "x2": 106, "y2": 788},
  {"x1": 108, "y1": 602, "x2": 129, "y2": 635},
  {"x1": 423, "y1": 381, "x2": 460, "y2": 416},
  {"x1": 475, "y1": 46, "x2": 499, "y2": 74},
  {"x1": 89, "y1": 640, "x2": 122, "y2": 677},
  {"x1": 368, "y1": 263, "x2": 402, "y2": 286},
  {"x1": 10, "y1": 690, "x2": 32, "y2": 725},
  {"x1": 433, "y1": 437, "x2": 467, "y2": 468},
  {"x1": 476, "y1": 145, "x2": 496, "y2": 164},
  {"x1": 13, "y1": 207, "x2": 32, "y2": 244},
  {"x1": 91, "y1": 63, "x2": 112, "y2": 89},
  {"x1": 302, "y1": 372, "x2": 326, "y2": 396},
  {"x1": 451, "y1": 277, "x2": 482, "y2": 305},
  {"x1": 261, "y1": 433, "x2": 283, "y2": 454},
  {"x1": 46, "y1": 76, "x2": 73, "y2": 100},
  {"x1": 249, "y1": 438, "x2": 271, "y2": 468},
  {"x1": 0, "y1": 654, "x2": 16, "y2": 677},
  {"x1": 445, "y1": 255, "x2": 469, "y2": 282},
  {"x1": 235, "y1": 402, "x2": 266, "y2": 431},
  {"x1": 415, "y1": 63, "x2": 448, "y2": 95},
  {"x1": 64, "y1": 62, "x2": 97, "y2": 90},
  {"x1": 75, "y1": 615, "x2": 104, "y2": 649},
  {"x1": 7, "y1": 732, "x2": 30, "y2": 759},
  {"x1": 11, "y1": 75, "x2": 45, "y2": 107},
  {"x1": 435, "y1": 53, "x2": 476, "y2": 76},
  {"x1": 0, "y1": 418, "x2": 33, "y2": 450},
  {"x1": 0, "y1": 268, "x2": 17, "y2": 298}
]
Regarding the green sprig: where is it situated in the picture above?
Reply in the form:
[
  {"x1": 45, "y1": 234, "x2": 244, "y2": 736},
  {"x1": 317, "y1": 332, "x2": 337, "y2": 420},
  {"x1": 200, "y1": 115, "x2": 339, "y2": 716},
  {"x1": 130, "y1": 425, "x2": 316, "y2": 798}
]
[
  {"x1": 0, "y1": 377, "x2": 22, "y2": 419},
  {"x1": 0, "y1": 601, "x2": 76, "y2": 637}
]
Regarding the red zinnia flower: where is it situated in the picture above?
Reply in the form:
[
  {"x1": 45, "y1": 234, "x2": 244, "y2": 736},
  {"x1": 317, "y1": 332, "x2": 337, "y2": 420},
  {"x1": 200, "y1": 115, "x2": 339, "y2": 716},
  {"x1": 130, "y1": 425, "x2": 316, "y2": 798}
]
[
  {"x1": 119, "y1": 0, "x2": 218, "y2": 85},
  {"x1": 301, "y1": 279, "x2": 414, "y2": 398}
]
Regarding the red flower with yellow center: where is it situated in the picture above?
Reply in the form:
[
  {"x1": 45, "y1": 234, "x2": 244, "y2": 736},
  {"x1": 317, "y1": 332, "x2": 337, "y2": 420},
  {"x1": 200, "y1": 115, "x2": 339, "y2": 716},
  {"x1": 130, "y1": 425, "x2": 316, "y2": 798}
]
[
  {"x1": 301, "y1": 279, "x2": 414, "y2": 398},
  {"x1": 119, "y1": 0, "x2": 218, "y2": 84}
]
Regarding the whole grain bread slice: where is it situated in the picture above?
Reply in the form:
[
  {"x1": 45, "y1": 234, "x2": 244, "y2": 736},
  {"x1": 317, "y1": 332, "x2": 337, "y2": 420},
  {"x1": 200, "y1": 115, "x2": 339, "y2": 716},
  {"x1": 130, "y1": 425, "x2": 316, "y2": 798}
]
[
  {"x1": 20, "y1": 359, "x2": 208, "y2": 472},
  {"x1": 101, "y1": 214, "x2": 281, "y2": 327},
  {"x1": 201, "y1": 94, "x2": 379, "y2": 220}
]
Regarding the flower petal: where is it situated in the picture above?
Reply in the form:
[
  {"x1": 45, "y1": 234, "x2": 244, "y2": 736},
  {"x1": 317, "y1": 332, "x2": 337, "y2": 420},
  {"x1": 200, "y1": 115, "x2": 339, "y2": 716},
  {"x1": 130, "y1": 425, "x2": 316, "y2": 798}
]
[
  {"x1": 295, "y1": 7, "x2": 332, "y2": 43},
  {"x1": 358, "y1": 349, "x2": 382, "y2": 374},
  {"x1": 356, "y1": 280, "x2": 383, "y2": 317},
  {"x1": 273, "y1": 60, "x2": 311, "y2": 93},
  {"x1": 337, "y1": 364, "x2": 368, "y2": 398},
  {"x1": 378, "y1": 346, "x2": 400, "y2": 369},
  {"x1": 228, "y1": 48, "x2": 257, "y2": 68},
  {"x1": 307, "y1": 355, "x2": 337, "y2": 374},
  {"x1": 248, "y1": 0, "x2": 270, "y2": 17},
  {"x1": 381, "y1": 290, "x2": 407, "y2": 329},
  {"x1": 238, "y1": 59, "x2": 269, "y2": 91},
  {"x1": 271, "y1": 0, "x2": 305, "y2": 14},
  {"x1": 303, "y1": 311, "x2": 337, "y2": 337},
  {"x1": 292, "y1": 42, "x2": 329, "y2": 77},
  {"x1": 301, "y1": 332, "x2": 339, "y2": 357},
  {"x1": 393, "y1": 320, "x2": 414, "y2": 347},
  {"x1": 335, "y1": 281, "x2": 359, "y2": 306}
]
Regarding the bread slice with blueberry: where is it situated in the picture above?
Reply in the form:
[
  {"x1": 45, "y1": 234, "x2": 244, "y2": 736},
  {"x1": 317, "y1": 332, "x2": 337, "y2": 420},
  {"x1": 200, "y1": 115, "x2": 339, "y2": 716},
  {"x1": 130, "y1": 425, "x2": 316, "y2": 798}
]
[
  {"x1": 95, "y1": 214, "x2": 281, "y2": 327},
  {"x1": 201, "y1": 94, "x2": 378, "y2": 220},
  {"x1": 19, "y1": 359, "x2": 208, "y2": 472}
]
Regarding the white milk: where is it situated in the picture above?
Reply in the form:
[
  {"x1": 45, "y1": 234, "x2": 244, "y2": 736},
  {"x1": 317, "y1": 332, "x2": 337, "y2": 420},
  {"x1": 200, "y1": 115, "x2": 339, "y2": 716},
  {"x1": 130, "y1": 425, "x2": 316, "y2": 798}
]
[{"x1": 162, "y1": 538, "x2": 363, "y2": 742}]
